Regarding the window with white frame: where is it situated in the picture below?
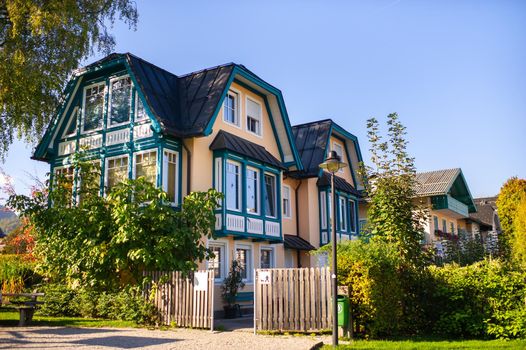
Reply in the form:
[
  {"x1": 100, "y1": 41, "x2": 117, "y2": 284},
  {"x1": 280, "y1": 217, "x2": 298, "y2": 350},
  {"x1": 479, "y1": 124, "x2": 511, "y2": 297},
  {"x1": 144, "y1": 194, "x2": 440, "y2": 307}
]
[
  {"x1": 246, "y1": 97, "x2": 262, "y2": 136},
  {"x1": 260, "y1": 247, "x2": 274, "y2": 269},
  {"x1": 236, "y1": 244, "x2": 252, "y2": 281},
  {"x1": 135, "y1": 91, "x2": 148, "y2": 122},
  {"x1": 83, "y1": 83, "x2": 105, "y2": 132},
  {"x1": 214, "y1": 158, "x2": 222, "y2": 206},
  {"x1": 208, "y1": 241, "x2": 227, "y2": 281},
  {"x1": 109, "y1": 76, "x2": 132, "y2": 126},
  {"x1": 54, "y1": 166, "x2": 75, "y2": 204},
  {"x1": 246, "y1": 167, "x2": 259, "y2": 214},
  {"x1": 226, "y1": 161, "x2": 241, "y2": 211},
  {"x1": 135, "y1": 150, "x2": 157, "y2": 185},
  {"x1": 264, "y1": 173, "x2": 277, "y2": 218},
  {"x1": 339, "y1": 197, "x2": 347, "y2": 231},
  {"x1": 320, "y1": 191, "x2": 327, "y2": 230},
  {"x1": 163, "y1": 150, "x2": 179, "y2": 204},
  {"x1": 77, "y1": 161, "x2": 101, "y2": 203},
  {"x1": 349, "y1": 199, "x2": 356, "y2": 232},
  {"x1": 106, "y1": 155, "x2": 128, "y2": 192},
  {"x1": 223, "y1": 91, "x2": 239, "y2": 126},
  {"x1": 332, "y1": 141, "x2": 344, "y2": 172},
  {"x1": 282, "y1": 185, "x2": 291, "y2": 218},
  {"x1": 328, "y1": 193, "x2": 333, "y2": 225}
]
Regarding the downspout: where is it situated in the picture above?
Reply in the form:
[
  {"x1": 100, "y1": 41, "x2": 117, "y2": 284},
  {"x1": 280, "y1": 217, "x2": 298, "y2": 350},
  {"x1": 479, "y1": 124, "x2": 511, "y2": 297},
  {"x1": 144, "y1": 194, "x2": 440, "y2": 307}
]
[{"x1": 181, "y1": 139, "x2": 191, "y2": 195}]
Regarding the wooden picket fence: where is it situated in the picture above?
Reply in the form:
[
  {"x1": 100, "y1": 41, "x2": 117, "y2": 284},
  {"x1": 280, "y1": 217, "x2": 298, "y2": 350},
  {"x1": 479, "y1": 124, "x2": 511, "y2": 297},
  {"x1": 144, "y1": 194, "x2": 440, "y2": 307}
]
[
  {"x1": 144, "y1": 270, "x2": 214, "y2": 329},
  {"x1": 254, "y1": 267, "x2": 332, "y2": 332}
]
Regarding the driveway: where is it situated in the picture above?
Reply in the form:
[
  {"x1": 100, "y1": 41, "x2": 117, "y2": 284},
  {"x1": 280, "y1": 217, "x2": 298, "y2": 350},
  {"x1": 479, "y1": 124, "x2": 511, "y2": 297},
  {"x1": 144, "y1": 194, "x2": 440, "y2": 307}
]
[{"x1": 0, "y1": 326, "x2": 328, "y2": 350}]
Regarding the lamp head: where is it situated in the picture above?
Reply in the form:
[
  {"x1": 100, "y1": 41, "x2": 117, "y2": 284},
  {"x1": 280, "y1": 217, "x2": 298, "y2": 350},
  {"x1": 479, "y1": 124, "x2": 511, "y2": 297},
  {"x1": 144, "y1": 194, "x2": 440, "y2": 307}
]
[{"x1": 319, "y1": 150, "x2": 347, "y2": 174}]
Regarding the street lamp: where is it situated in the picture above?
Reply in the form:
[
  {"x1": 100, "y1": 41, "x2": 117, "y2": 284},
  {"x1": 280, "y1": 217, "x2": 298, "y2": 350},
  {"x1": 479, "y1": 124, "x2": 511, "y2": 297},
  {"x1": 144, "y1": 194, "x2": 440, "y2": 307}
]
[{"x1": 319, "y1": 150, "x2": 347, "y2": 347}]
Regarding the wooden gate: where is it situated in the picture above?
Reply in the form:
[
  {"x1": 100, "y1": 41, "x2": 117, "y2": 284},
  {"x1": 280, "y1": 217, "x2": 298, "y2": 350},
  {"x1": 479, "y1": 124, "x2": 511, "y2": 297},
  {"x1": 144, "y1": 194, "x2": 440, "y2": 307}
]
[
  {"x1": 144, "y1": 270, "x2": 214, "y2": 329},
  {"x1": 254, "y1": 267, "x2": 332, "y2": 332}
]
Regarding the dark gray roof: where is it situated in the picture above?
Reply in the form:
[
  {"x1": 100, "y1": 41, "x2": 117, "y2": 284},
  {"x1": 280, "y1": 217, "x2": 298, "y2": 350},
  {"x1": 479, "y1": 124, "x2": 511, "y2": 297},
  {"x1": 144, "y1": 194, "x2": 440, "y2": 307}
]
[
  {"x1": 317, "y1": 171, "x2": 362, "y2": 197},
  {"x1": 470, "y1": 196, "x2": 498, "y2": 229},
  {"x1": 284, "y1": 234, "x2": 316, "y2": 251},
  {"x1": 83, "y1": 53, "x2": 237, "y2": 138},
  {"x1": 209, "y1": 130, "x2": 284, "y2": 169},
  {"x1": 291, "y1": 119, "x2": 332, "y2": 177}
]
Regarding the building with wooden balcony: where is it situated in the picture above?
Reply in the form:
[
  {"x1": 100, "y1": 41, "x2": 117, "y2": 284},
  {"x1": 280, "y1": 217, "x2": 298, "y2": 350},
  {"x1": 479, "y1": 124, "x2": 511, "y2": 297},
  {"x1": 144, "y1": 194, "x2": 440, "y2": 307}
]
[{"x1": 415, "y1": 168, "x2": 478, "y2": 248}]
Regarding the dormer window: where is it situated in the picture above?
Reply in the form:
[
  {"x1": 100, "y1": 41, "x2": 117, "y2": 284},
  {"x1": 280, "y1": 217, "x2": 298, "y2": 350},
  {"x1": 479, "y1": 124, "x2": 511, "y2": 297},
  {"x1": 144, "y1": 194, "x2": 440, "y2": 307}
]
[
  {"x1": 109, "y1": 76, "x2": 132, "y2": 127},
  {"x1": 246, "y1": 97, "x2": 262, "y2": 136},
  {"x1": 223, "y1": 91, "x2": 239, "y2": 126},
  {"x1": 82, "y1": 83, "x2": 105, "y2": 133}
]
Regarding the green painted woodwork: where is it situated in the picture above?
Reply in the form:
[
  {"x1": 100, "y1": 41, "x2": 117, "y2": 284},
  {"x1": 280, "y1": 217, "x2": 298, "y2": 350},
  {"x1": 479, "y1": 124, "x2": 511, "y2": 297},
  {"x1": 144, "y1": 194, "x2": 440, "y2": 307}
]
[{"x1": 431, "y1": 195, "x2": 469, "y2": 218}]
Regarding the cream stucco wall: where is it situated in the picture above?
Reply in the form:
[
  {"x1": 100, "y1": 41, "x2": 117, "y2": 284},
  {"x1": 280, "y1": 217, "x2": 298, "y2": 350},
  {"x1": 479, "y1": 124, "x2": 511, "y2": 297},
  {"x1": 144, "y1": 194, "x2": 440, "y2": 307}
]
[
  {"x1": 182, "y1": 82, "x2": 289, "y2": 311},
  {"x1": 329, "y1": 136, "x2": 355, "y2": 187}
]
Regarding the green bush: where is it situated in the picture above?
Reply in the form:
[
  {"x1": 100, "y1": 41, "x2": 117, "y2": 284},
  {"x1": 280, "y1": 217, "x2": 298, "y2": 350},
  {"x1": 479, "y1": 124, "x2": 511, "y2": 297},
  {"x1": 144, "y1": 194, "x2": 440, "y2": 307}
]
[
  {"x1": 0, "y1": 254, "x2": 40, "y2": 293},
  {"x1": 331, "y1": 240, "x2": 526, "y2": 340},
  {"x1": 429, "y1": 260, "x2": 526, "y2": 339},
  {"x1": 38, "y1": 284, "x2": 159, "y2": 325}
]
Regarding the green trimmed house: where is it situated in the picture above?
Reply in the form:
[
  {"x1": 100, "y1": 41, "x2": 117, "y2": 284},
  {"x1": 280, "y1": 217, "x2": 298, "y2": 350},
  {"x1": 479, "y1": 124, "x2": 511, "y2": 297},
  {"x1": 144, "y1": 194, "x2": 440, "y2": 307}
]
[{"x1": 32, "y1": 53, "x2": 366, "y2": 311}]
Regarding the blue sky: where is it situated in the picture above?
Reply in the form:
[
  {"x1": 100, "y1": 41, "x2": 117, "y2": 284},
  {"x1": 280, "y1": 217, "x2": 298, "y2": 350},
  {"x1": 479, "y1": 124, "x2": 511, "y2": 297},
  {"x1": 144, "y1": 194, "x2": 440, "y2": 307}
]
[{"x1": 2, "y1": 0, "x2": 525, "y2": 199}]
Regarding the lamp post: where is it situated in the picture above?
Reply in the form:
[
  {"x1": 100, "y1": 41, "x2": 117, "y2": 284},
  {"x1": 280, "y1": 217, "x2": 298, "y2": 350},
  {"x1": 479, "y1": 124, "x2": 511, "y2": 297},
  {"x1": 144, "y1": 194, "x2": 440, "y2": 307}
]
[{"x1": 319, "y1": 150, "x2": 347, "y2": 347}]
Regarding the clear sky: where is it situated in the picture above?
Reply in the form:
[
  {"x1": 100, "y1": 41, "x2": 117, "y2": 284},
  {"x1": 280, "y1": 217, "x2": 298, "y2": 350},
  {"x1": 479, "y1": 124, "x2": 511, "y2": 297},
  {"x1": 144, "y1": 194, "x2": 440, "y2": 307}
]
[{"x1": 2, "y1": 0, "x2": 525, "y2": 199}]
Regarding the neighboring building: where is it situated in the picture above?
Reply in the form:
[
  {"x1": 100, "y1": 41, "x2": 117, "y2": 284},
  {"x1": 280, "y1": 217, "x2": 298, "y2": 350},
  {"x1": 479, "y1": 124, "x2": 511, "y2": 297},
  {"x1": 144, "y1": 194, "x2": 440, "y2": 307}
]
[
  {"x1": 32, "y1": 53, "x2": 365, "y2": 312},
  {"x1": 468, "y1": 196, "x2": 501, "y2": 251},
  {"x1": 415, "y1": 168, "x2": 477, "y2": 253}
]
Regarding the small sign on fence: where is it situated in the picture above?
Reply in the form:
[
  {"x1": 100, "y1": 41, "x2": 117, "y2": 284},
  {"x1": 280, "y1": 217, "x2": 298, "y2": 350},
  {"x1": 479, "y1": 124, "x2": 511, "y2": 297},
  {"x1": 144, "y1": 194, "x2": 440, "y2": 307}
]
[
  {"x1": 194, "y1": 271, "x2": 209, "y2": 291},
  {"x1": 258, "y1": 270, "x2": 271, "y2": 284}
]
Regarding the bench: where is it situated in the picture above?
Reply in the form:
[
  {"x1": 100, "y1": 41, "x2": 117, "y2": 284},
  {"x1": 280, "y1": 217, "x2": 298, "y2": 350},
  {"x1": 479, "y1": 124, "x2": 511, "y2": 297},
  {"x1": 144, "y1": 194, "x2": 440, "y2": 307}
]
[
  {"x1": 0, "y1": 292, "x2": 45, "y2": 326},
  {"x1": 234, "y1": 292, "x2": 254, "y2": 316}
]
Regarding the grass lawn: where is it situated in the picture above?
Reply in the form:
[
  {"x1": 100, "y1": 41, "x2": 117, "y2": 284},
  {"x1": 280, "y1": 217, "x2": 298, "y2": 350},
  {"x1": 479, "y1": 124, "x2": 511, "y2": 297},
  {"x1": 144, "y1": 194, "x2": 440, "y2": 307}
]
[
  {"x1": 325, "y1": 339, "x2": 526, "y2": 349},
  {"x1": 0, "y1": 308, "x2": 138, "y2": 328}
]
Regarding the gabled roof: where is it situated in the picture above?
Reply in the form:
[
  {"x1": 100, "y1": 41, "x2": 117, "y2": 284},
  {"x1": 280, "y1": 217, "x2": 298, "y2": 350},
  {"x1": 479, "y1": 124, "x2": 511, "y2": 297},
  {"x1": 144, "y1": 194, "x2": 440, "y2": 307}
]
[
  {"x1": 290, "y1": 118, "x2": 364, "y2": 191},
  {"x1": 33, "y1": 53, "x2": 303, "y2": 169},
  {"x1": 469, "y1": 196, "x2": 498, "y2": 229},
  {"x1": 209, "y1": 130, "x2": 284, "y2": 169},
  {"x1": 416, "y1": 168, "x2": 476, "y2": 212},
  {"x1": 291, "y1": 119, "x2": 332, "y2": 177}
]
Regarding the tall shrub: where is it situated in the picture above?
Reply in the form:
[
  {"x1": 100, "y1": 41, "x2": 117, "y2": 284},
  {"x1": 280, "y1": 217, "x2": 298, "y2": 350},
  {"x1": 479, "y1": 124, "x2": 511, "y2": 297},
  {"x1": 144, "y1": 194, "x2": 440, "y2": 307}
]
[
  {"x1": 496, "y1": 177, "x2": 526, "y2": 259},
  {"x1": 360, "y1": 113, "x2": 428, "y2": 266}
]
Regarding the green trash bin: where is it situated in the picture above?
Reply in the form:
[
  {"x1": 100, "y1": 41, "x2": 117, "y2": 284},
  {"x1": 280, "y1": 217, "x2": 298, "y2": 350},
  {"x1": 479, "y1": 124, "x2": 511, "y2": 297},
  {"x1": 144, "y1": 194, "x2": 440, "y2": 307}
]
[{"x1": 337, "y1": 295, "x2": 349, "y2": 327}]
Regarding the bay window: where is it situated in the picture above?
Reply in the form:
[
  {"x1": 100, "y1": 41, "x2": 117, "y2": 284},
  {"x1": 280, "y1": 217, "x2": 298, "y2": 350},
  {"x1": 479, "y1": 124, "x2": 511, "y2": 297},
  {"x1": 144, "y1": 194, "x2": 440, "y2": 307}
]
[
  {"x1": 54, "y1": 166, "x2": 75, "y2": 204},
  {"x1": 106, "y1": 155, "x2": 128, "y2": 192},
  {"x1": 134, "y1": 150, "x2": 157, "y2": 184},
  {"x1": 82, "y1": 83, "x2": 105, "y2": 132},
  {"x1": 226, "y1": 161, "x2": 241, "y2": 211},
  {"x1": 264, "y1": 173, "x2": 277, "y2": 218},
  {"x1": 109, "y1": 76, "x2": 132, "y2": 126},
  {"x1": 163, "y1": 150, "x2": 179, "y2": 204},
  {"x1": 246, "y1": 167, "x2": 259, "y2": 214},
  {"x1": 349, "y1": 199, "x2": 356, "y2": 233}
]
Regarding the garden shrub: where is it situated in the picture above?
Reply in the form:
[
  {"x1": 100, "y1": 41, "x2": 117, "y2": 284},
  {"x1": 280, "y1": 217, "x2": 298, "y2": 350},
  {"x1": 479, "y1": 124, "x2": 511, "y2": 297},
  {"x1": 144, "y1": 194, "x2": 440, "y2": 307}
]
[
  {"x1": 331, "y1": 240, "x2": 526, "y2": 340},
  {"x1": 0, "y1": 254, "x2": 40, "y2": 293},
  {"x1": 38, "y1": 284, "x2": 159, "y2": 325}
]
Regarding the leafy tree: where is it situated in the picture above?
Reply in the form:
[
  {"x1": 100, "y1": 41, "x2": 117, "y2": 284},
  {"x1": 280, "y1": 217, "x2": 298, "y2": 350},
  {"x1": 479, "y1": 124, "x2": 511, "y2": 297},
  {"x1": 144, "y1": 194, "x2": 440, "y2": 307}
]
[
  {"x1": 512, "y1": 195, "x2": 526, "y2": 268},
  {"x1": 7, "y1": 158, "x2": 222, "y2": 288},
  {"x1": 0, "y1": 0, "x2": 138, "y2": 158},
  {"x1": 360, "y1": 113, "x2": 428, "y2": 266},
  {"x1": 496, "y1": 177, "x2": 526, "y2": 259}
]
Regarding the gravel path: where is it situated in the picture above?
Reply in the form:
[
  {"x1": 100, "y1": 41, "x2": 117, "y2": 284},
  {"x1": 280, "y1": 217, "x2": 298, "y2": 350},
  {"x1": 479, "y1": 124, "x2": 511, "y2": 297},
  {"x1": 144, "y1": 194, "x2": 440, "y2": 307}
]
[{"x1": 0, "y1": 326, "x2": 329, "y2": 350}]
